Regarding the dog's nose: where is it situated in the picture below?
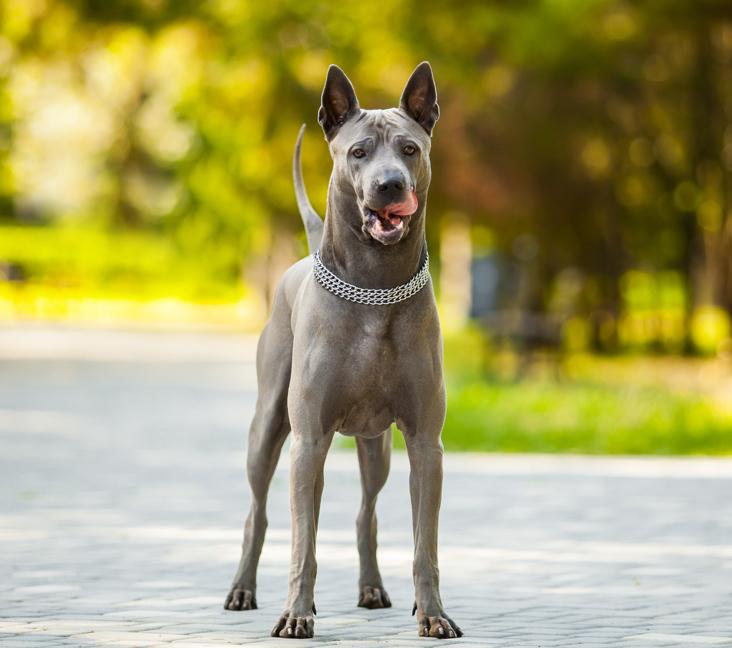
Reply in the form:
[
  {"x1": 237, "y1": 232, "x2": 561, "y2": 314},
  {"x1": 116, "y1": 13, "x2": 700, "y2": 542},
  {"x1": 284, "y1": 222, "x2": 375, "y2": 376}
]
[{"x1": 376, "y1": 173, "x2": 405, "y2": 195}]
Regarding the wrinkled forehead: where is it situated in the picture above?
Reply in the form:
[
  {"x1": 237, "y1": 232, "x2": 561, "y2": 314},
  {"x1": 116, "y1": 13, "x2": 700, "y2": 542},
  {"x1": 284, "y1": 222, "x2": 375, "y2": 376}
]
[{"x1": 330, "y1": 108, "x2": 431, "y2": 153}]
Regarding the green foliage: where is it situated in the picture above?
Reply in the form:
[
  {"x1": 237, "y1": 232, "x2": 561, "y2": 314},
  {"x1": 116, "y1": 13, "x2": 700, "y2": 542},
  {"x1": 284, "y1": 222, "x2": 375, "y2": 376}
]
[{"x1": 1, "y1": 0, "x2": 732, "y2": 350}]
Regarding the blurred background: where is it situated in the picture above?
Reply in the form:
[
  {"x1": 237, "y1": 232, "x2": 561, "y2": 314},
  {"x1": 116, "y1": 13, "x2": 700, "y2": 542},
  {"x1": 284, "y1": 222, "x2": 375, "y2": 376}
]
[{"x1": 1, "y1": 0, "x2": 732, "y2": 454}]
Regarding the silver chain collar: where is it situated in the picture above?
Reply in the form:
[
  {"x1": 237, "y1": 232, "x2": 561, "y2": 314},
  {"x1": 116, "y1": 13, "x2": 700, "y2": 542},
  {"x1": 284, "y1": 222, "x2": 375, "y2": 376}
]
[{"x1": 312, "y1": 249, "x2": 430, "y2": 305}]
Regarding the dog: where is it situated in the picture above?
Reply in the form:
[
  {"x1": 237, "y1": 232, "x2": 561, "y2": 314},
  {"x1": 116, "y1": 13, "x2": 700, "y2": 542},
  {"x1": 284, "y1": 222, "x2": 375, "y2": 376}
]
[{"x1": 224, "y1": 62, "x2": 462, "y2": 640}]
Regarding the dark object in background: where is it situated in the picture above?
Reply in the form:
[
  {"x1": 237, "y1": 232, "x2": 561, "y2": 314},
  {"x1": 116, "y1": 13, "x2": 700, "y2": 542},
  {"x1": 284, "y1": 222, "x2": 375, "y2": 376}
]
[
  {"x1": 470, "y1": 249, "x2": 566, "y2": 379},
  {"x1": 0, "y1": 262, "x2": 26, "y2": 283},
  {"x1": 469, "y1": 254, "x2": 502, "y2": 319},
  {"x1": 481, "y1": 310, "x2": 566, "y2": 380}
]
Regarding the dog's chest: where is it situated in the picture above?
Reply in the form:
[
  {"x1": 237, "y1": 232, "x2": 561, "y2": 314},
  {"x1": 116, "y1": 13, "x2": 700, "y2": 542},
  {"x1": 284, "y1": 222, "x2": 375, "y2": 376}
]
[
  {"x1": 316, "y1": 314, "x2": 425, "y2": 437},
  {"x1": 292, "y1": 281, "x2": 442, "y2": 437}
]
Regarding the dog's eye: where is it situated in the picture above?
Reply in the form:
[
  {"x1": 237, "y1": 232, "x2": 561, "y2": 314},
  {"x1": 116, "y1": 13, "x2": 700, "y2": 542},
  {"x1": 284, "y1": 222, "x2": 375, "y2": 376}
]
[
  {"x1": 402, "y1": 144, "x2": 417, "y2": 156},
  {"x1": 352, "y1": 148, "x2": 366, "y2": 158}
]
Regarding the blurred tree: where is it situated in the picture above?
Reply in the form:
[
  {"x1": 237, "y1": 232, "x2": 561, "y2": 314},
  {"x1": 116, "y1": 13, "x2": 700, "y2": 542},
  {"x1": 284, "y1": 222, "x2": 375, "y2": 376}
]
[{"x1": 1, "y1": 0, "x2": 731, "y2": 350}]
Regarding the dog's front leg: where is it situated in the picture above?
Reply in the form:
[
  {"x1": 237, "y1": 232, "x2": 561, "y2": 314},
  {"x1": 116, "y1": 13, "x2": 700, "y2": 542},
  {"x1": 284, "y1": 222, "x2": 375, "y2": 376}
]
[
  {"x1": 405, "y1": 433, "x2": 463, "y2": 639},
  {"x1": 271, "y1": 431, "x2": 333, "y2": 639}
]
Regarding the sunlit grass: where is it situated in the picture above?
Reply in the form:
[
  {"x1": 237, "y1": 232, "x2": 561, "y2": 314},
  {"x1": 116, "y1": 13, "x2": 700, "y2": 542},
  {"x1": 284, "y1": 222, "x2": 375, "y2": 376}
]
[
  {"x1": 440, "y1": 379, "x2": 732, "y2": 454},
  {"x1": 0, "y1": 225, "x2": 267, "y2": 329},
  {"x1": 431, "y1": 328, "x2": 732, "y2": 454},
  {"x1": 0, "y1": 225, "x2": 243, "y2": 300}
]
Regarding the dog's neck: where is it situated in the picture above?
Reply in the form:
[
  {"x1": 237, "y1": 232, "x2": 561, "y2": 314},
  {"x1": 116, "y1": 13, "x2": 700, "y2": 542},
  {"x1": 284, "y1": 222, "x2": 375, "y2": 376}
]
[{"x1": 319, "y1": 179, "x2": 428, "y2": 290}]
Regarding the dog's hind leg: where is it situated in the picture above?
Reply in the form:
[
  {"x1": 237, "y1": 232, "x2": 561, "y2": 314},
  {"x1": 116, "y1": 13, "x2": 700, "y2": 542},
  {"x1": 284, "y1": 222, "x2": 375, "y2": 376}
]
[
  {"x1": 225, "y1": 296, "x2": 293, "y2": 611},
  {"x1": 355, "y1": 429, "x2": 392, "y2": 609}
]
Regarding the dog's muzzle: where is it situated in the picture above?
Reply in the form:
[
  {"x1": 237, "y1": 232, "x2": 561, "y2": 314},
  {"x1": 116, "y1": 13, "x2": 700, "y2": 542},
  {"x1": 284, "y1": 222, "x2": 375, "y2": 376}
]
[{"x1": 363, "y1": 191, "x2": 418, "y2": 245}]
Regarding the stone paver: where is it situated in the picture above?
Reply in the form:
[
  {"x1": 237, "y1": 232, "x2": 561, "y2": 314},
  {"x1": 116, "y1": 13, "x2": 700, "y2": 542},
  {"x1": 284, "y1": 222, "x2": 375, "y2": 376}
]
[{"x1": 1, "y1": 326, "x2": 732, "y2": 647}]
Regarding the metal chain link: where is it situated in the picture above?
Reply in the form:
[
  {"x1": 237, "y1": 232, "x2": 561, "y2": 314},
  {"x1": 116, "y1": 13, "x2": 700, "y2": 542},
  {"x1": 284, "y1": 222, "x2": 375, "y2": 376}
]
[{"x1": 312, "y1": 249, "x2": 430, "y2": 305}]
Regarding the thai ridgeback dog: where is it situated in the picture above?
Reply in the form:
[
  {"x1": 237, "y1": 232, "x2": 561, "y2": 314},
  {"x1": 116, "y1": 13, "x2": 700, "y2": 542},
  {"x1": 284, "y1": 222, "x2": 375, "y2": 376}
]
[{"x1": 224, "y1": 62, "x2": 461, "y2": 640}]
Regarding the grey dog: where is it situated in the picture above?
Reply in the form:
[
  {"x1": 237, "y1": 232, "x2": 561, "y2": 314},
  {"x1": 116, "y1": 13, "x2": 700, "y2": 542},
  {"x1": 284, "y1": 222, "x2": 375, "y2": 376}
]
[{"x1": 224, "y1": 62, "x2": 462, "y2": 640}]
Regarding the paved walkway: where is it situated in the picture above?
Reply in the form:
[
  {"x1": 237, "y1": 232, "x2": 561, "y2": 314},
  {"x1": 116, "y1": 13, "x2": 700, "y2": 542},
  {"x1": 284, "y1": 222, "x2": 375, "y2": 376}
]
[{"x1": 1, "y1": 326, "x2": 731, "y2": 647}]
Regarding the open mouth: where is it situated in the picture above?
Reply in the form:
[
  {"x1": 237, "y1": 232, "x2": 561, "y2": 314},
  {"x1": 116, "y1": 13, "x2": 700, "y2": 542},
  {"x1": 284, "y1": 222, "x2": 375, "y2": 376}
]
[
  {"x1": 363, "y1": 192, "x2": 418, "y2": 245},
  {"x1": 366, "y1": 208, "x2": 408, "y2": 236}
]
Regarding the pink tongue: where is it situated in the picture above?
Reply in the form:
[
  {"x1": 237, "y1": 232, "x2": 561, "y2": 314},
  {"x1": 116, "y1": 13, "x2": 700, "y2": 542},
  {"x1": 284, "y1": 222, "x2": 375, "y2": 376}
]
[{"x1": 386, "y1": 191, "x2": 418, "y2": 218}]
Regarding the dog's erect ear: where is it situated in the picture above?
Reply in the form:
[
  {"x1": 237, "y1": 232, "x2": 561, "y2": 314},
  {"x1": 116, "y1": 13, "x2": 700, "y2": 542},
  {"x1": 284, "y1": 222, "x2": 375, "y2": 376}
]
[
  {"x1": 318, "y1": 65, "x2": 360, "y2": 140},
  {"x1": 400, "y1": 61, "x2": 440, "y2": 136}
]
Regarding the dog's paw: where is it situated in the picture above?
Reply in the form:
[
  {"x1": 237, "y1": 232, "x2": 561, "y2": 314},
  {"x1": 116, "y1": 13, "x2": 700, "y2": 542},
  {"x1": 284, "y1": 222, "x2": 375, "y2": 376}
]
[
  {"x1": 414, "y1": 605, "x2": 462, "y2": 639},
  {"x1": 224, "y1": 587, "x2": 257, "y2": 610},
  {"x1": 357, "y1": 585, "x2": 391, "y2": 609},
  {"x1": 271, "y1": 610, "x2": 315, "y2": 639}
]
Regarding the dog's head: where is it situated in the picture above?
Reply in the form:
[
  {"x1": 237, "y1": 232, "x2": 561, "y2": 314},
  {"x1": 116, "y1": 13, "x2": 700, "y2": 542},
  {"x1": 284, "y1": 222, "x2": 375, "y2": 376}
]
[{"x1": 319, "y1": 62, "x2": 439, "y2": 246}]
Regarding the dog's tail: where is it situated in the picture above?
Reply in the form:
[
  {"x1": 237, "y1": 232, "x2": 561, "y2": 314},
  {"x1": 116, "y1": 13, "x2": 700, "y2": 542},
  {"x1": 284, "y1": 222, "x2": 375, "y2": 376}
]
[{"x1": 293, "y1": 124, "x2": 323, "y2": 254}]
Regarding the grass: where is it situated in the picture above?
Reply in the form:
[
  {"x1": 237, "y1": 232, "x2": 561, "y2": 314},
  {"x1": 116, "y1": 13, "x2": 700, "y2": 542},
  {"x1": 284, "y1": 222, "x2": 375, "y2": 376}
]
[
  {"x1": 440, "y1": 379, "x2": 732, "y2": 454},
  {"x1": 436, "y1": 329, "x2": 732, "y2": 454},
  {"x1": 0, "y1": 224, "x2": 266, "y2": 329},
  {"x1": 0, "y1": 224, "x2": 241, "y2": 300}
]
